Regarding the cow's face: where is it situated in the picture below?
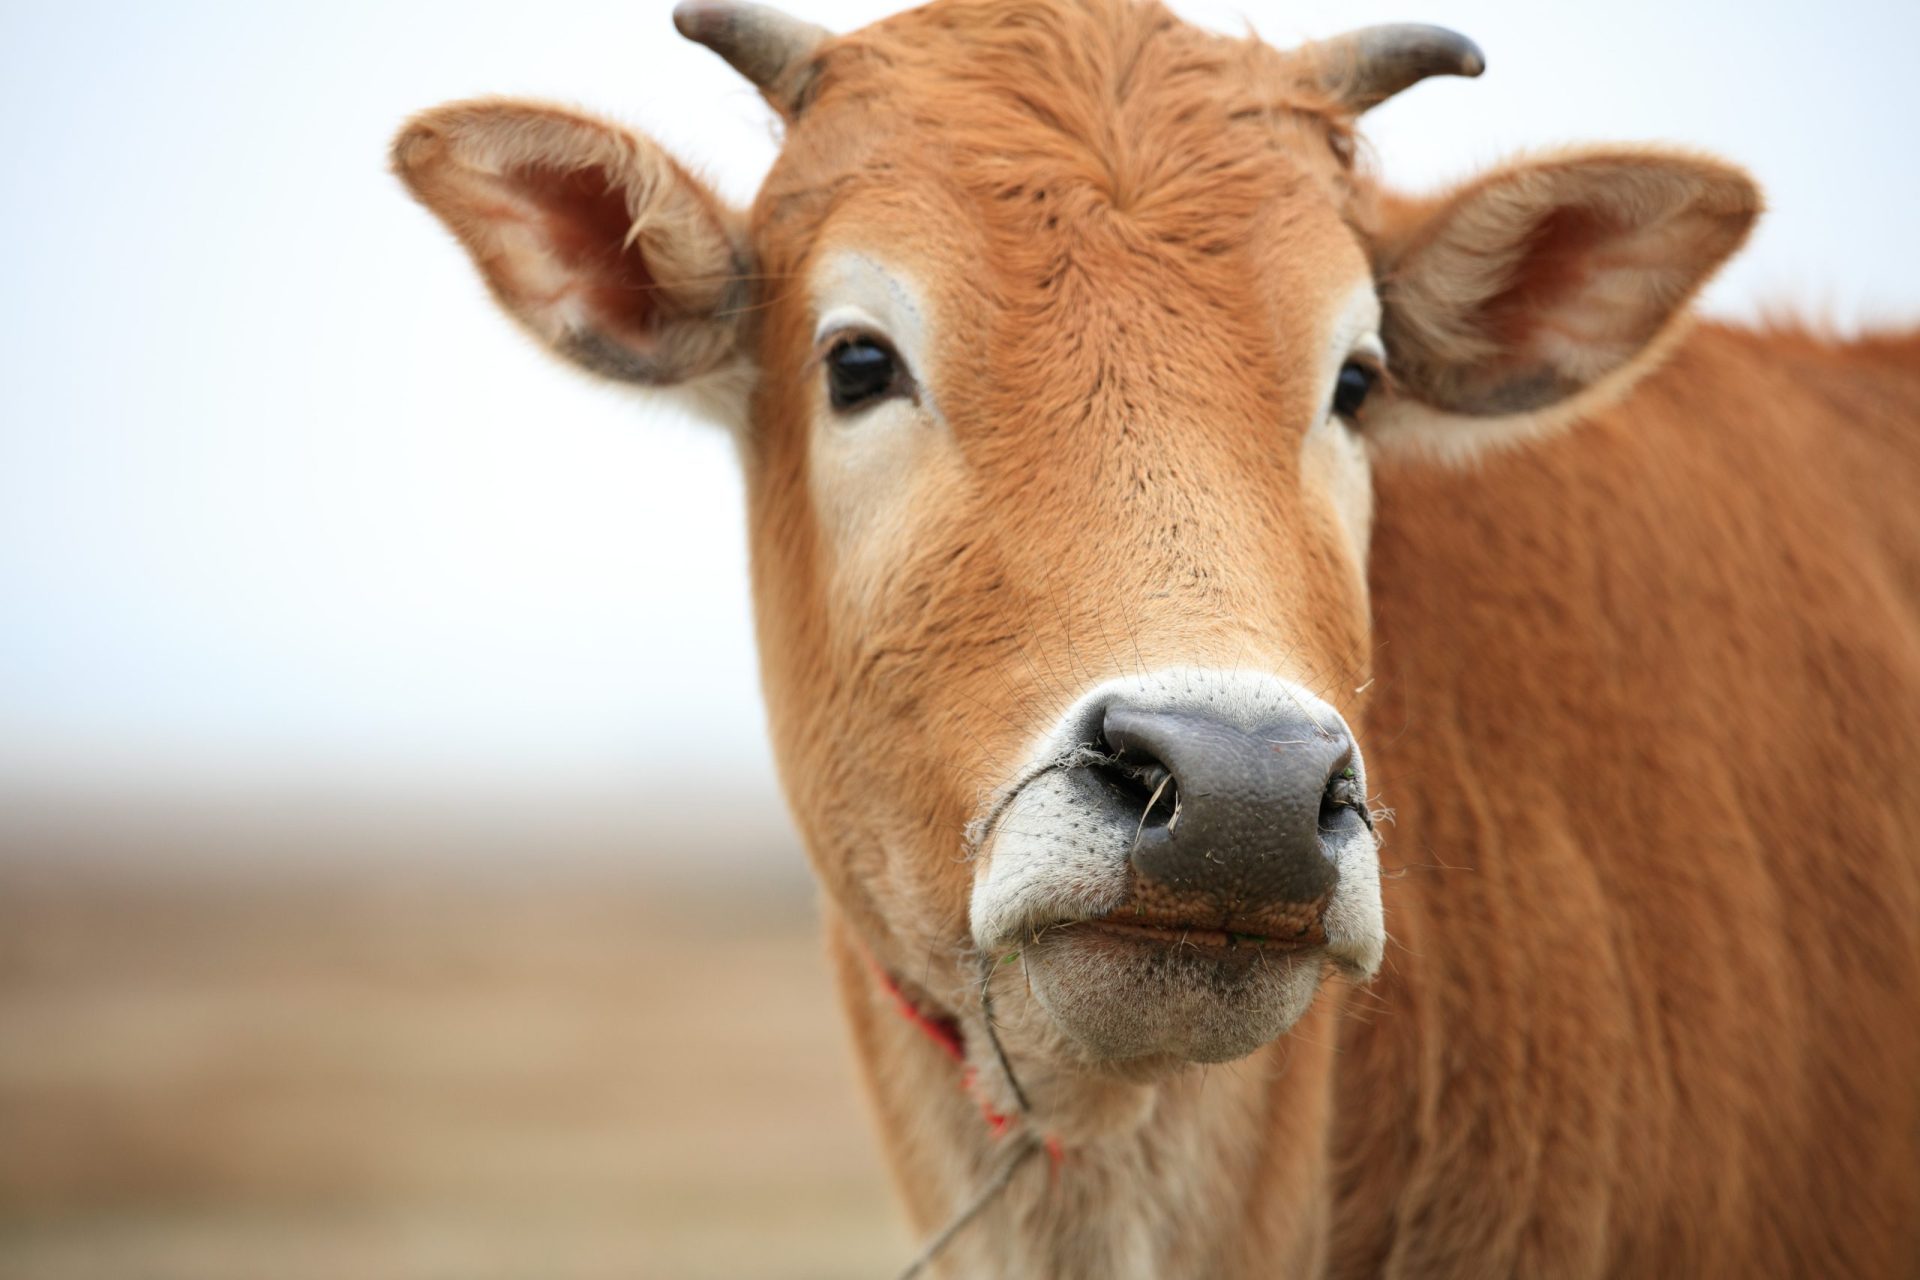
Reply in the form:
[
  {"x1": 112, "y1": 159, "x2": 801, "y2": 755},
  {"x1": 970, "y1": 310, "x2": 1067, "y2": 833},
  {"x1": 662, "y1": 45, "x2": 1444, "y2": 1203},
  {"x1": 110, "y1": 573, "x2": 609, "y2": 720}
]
[
  {"x1": 394, "y1": 0, "x2": 1757, "y2": 1109},
  {"x1": 740, "y1": 8, "x2": 1394, "y2": 1074}
]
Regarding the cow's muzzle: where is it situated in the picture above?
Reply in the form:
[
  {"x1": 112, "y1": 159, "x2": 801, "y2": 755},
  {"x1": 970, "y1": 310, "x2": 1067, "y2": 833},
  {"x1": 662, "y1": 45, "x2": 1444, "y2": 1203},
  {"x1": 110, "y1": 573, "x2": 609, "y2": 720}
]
[
  {"x1": 1090, "y1": 700, "x2": 1366, "y2": 945},
  {"x1": 968, "y1": 668, "x2": 1384, "y2": 1064}
]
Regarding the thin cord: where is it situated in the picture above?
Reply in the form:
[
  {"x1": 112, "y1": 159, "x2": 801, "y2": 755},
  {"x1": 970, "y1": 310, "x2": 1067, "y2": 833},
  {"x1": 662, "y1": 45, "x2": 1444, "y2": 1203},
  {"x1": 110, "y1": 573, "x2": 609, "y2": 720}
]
[
  {"x1": 977, "y1": 961, "x2": 1032, "y2": 1115},
  {"x1": 891, "y1": 957, "x2": 1043, "y2": 1278},
  {"x1": 892, "y1": 1134, "x2": 1042, "y2": 1280}
]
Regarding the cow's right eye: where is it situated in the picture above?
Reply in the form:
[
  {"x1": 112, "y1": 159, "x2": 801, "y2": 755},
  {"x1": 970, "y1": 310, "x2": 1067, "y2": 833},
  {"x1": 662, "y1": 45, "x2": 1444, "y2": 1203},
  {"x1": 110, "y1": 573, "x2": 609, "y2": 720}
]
[{"x1": 826, "y1": 336, "x2": 903, "y2": 411}]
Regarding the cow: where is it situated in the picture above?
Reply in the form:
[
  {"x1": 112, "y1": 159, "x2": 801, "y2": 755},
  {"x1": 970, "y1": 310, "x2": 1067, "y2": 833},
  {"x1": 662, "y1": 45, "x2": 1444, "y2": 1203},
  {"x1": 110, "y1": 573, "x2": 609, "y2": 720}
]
[{"x1": 391, "y1": 1, "x2": 1920, "y2": 1274}]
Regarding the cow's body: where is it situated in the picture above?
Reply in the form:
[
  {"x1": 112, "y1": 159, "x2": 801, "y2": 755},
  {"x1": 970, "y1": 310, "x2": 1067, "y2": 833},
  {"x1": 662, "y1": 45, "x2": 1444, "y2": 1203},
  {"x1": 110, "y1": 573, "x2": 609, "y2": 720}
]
[
  {"x1": 394, "y1": 2, "x2": 1920, "y2": 1271},
  {"x1": 1346, "y1": 324, "x2": 1920, "y2": 1275}
]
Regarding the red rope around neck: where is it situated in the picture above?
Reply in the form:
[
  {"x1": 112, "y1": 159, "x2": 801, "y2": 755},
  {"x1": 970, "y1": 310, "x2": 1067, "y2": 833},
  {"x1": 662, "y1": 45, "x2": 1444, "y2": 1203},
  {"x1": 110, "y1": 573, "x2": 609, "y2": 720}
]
[{"x1": 866, "y1": 954, "x2": 1064, "y2": 1164}]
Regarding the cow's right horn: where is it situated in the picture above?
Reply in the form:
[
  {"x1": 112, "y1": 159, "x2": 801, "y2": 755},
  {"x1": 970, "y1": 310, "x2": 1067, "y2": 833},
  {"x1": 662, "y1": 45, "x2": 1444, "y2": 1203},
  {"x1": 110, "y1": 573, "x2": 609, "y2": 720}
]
[
  {"x1": 672, "y1": 0, "x2": 830, "y2": 118},
  {"x1": 1301, "y1": 23, "x2": 1485, "y2": 114}
]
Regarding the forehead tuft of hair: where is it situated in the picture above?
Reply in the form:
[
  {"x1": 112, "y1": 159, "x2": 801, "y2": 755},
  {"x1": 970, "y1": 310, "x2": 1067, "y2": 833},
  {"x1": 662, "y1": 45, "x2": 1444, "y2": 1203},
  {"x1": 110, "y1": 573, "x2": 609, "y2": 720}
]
[{"x1": 779, "y1": 0, "x2": 1356, "y2": 229}]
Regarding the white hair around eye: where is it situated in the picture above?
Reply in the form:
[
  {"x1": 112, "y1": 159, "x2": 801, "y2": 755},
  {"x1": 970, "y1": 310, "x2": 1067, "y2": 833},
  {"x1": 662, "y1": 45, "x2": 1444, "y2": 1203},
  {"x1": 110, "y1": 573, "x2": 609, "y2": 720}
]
[
  {"x1": 804, "y1": 248, "x2": 961, "y2": 611},
  {"x1": 1312, "y1": 281, "x2": 1386, "y2": 431},
  {"x1": 808, "y1": 251, "x2": 942, "y2": 424},
  {"x1": 1303, "y1": 279, "x2": 1382, "y2": 589}
]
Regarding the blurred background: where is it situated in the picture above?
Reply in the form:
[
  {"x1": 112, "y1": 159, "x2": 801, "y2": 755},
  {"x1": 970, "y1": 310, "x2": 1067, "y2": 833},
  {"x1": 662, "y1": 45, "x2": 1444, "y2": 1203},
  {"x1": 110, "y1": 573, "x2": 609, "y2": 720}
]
[{"x1": 1, "y1": 1, "x2": 1914, "y2": 1277}]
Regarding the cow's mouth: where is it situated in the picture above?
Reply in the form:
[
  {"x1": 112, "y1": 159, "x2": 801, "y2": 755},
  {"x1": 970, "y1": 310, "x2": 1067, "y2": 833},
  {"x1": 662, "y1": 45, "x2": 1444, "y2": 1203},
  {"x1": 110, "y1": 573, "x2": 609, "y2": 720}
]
[
  {"x1": 972, "y1": 830, "x2": 1370, "y2": 1064},
  {"x1": 1077, "y1": 917, "x2": 1323, "y2": 952},
  {"x1": 1084, "y1": 890, "x2": 1333, "y2": 951}
]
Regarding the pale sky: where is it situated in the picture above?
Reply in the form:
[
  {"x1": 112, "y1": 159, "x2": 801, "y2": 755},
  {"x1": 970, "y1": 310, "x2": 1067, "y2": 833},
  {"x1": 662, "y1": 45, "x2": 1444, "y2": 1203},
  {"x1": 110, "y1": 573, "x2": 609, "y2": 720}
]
[{"x1": 2, "y1": 0, "x2": 1915, "y2": 814}]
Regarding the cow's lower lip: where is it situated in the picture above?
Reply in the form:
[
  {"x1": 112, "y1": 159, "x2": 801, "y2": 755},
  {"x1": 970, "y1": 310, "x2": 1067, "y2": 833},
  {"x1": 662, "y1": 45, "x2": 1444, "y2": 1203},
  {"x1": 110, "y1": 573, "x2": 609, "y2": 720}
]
[{"x1": 1017, "y1": 919, "x2": 1331, "y2": 1064}]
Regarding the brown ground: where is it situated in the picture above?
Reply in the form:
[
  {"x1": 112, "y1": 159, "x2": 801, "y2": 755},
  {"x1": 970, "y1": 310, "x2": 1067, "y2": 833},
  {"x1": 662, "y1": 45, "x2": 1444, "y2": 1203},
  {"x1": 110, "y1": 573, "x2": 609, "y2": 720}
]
[{"x1": 0, "y1": 815, "x2": 906, "y2": 1280}]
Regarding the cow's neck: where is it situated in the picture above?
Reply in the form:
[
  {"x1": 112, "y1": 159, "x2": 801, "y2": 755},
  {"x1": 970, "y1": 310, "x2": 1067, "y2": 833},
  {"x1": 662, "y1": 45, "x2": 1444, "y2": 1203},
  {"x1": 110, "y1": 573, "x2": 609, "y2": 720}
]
[{"x1": 827, "y1": 912, "x2": 1341, "y2": 1278}]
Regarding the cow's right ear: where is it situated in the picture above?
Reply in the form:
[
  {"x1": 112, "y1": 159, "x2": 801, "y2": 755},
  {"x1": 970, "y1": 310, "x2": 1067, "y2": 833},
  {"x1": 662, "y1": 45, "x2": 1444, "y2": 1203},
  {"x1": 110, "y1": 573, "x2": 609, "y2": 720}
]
[{"x1": 392, "y1": 100, "x2": 748, "y2": 401}]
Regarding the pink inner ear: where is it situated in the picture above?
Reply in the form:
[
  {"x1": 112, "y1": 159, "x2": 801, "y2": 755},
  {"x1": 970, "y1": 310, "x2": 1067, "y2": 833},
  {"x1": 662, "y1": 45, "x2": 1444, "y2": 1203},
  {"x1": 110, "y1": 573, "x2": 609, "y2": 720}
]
[
  {"x1": 510, "y1": 163, "x2": 659, "y2": 342},
  {"x1": 1481, "y1": 207, "x2": 1609, "y2": 347}
]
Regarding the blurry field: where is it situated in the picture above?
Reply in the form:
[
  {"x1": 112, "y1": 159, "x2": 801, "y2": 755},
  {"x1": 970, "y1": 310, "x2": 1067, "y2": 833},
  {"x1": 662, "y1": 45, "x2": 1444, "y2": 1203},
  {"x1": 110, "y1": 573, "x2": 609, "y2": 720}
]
[{"x1": 0, "y1": 806, "x2": 905, "y2": 1280}]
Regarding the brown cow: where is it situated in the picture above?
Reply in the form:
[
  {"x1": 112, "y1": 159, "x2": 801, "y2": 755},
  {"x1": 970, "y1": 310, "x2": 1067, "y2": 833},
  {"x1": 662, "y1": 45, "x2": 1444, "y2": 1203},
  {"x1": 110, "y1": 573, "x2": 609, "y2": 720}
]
[{"x1": 392, "y1": 1, "x2": 1920, "y2": 1274}]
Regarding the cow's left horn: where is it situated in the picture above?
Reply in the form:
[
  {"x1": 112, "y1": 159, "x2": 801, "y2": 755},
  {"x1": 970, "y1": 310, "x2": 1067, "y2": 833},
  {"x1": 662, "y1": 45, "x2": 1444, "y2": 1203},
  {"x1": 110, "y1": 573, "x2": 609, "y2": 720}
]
[
  {"x1": 672, "y1": 0, "x2": 829, "y2": 117},
  {"x1": 1301, "y1": 23, "x2": 1485, "y2": 114}
]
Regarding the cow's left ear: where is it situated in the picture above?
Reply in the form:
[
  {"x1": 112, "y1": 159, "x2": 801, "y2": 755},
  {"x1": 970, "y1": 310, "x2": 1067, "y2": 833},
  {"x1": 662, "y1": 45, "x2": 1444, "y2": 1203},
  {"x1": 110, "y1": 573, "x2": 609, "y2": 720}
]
[
  {"x1": 392, "y1": 100, "x2": 748, "y2": 407},
  {"x1": 1364, "y1": 148, "x2": 1760, "y2": 458}
]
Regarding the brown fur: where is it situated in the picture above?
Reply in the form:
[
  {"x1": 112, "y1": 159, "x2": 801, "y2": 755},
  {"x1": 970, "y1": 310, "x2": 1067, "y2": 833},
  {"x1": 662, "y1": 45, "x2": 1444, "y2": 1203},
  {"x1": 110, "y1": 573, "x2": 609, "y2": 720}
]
[
  {"x1": 393, "y1": 1, "x2": 1920, "y2": 1273},
  {"x1": 1341, "y1": 324, "x2": 1920, "y2": 1276}
]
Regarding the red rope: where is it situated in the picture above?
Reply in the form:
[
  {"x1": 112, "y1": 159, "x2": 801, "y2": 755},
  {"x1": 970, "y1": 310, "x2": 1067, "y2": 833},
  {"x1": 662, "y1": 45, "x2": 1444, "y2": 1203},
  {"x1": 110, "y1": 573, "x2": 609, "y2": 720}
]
[
  {"x1": 865, "y1": 953, "x2": 1063, "y2": 1168},
  {"x1": 871, "y1": 960, "x2": 966, "y2": 1063}
]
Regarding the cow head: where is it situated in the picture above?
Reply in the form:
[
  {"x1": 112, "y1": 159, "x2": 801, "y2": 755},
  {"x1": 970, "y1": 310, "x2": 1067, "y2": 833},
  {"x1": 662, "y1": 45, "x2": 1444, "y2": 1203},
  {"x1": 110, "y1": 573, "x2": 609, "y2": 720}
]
[{"x1": 394, "y1": 0, "x2": 1756, "y2": 1125}]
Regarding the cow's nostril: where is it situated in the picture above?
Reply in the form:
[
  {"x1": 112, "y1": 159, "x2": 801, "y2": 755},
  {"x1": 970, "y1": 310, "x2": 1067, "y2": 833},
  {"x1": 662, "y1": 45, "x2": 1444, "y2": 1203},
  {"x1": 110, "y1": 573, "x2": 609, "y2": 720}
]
[
  {"x1": 1319, "y1": 759, "x2": 1368, "y2": 836},
  {"x1": 1091, "y1": 741, "x2": 1180, "y2": 830}
]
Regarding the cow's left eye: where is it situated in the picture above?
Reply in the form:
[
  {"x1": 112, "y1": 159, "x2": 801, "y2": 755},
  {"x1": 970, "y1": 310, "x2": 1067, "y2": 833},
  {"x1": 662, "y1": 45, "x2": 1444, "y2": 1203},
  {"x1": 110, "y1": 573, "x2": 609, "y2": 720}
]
[
  {"x1": 826, "y1": 336, "x2": 903, "y2": 411},
  {"x1": 1332, "y1": 360, "x2": 1378, "y2": 420}
]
